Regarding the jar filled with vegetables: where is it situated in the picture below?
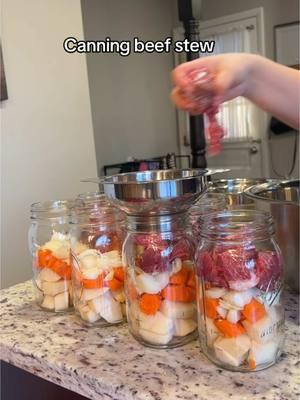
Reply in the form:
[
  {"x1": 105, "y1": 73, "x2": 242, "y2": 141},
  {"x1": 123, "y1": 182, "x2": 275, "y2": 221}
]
[
  {"x1": 28, "y1": 200, "x2": 74, "y2": 312},
  {"x1": 70, "y1": 194, "x2": 126, "y2": 326},
  {"x1": 124, "y1": 213, "x2": 197, "y2": 348},
  {"x1": 196, "y1": 210, "x2": 284, "y2": 371}
]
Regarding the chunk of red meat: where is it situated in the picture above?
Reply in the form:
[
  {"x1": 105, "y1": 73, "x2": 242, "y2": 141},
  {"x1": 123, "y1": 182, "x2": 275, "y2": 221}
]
[
  {"x1": 187, "y1": 69, "x2": 225, "y2": 156},
  {"x1": 169, "y1": 239, "x2": 193, "y2": 262},
  {"x1": 197, "y1": 251, "x2": 228, "y2": 288},
  {"x1": 216, "y1": 248, "x2": 258, "y2": 283},
  {"x1": 137, "y1": 247, "x2": 168, "y2": 274},
  {"x1": 256, "y1": 251, "x2": 283, "y2": 291}
]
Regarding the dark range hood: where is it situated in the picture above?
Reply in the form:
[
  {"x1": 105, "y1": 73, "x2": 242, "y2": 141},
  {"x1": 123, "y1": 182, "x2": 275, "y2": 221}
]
[{"x1": 177, "y1": 0, "x2": 207, "y2": 168}]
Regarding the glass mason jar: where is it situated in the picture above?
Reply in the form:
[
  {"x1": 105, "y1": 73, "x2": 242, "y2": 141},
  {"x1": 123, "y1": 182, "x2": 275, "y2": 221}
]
[
  {"x1": 70, "y1": 193, "x2": 126, "y2": 326},
  {"x1": 196, "y1": 210, "x2": 284, "y2": 372},
  {"x1": 123, "y1": 213, "x2": 198, "y2": 348},
  {"x1": 28, "y1": 200, "x2": 74, "y2": 312},
  {"x1": 189, "y1": 193, "x2": 226, "y2": 242}
]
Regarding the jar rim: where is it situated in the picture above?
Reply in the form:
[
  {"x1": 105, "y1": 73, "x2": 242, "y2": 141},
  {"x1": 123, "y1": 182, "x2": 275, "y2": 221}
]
[
  {"x1": 30, "y1": 199, "x2": 74, "y2": 218},
  {"x1": 199, "y1": 209, "x2": 274, "y2": 241}
]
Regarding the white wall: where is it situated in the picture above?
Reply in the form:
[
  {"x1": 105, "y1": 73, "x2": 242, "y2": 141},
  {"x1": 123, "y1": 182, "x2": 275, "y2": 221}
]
[
  {"x1": 81, "y1": 0, "x2": 178, "y2": 172},
  {"x1": 199, "y1": 0, "x2": 299, "y2": 179},
  {"x1": 1, "y1": 0, "x2": 98, "y2": 288}
]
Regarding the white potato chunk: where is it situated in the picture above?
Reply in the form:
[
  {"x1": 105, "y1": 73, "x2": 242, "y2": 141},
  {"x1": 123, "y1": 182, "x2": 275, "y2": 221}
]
[
  {"x1": 42, "y1": 280, "x2": 69, "y2": 296},
  {"x1": 78, "y1": 304, "x2": 100, "y2": 323},
  {"x1": 54, "y1": 291, "x2": 69, "y2": 311},
  {"x1": 249, "y1": 340, "x2": 278, "y2": 367},
  {"x1": 88, "y1": 292, "x2": 122, "y2": 323},
  {"x1": 214, "y1": 335, "x2": 251, "y2": 367},
  {"x1": 138, "y1": 311, "x2": 173, "y2": 336},
  {"x1": 160, "y1": 300, "x2": 195, "y2": 320},
  {"x1": 139, "y1": 328, "x2": 173, "y2": 345},
  {"x1": 39, "y1": 267, "x2": 61, "y2": 282},
  {"x1": 174, "y1": 319, "x2": 197, "y2": 337},
  {"x1": 205, "y1": 318, "x2": 220, "y2": 346},
  {"x1": 136, "y1": 272, "x2": 169, "y2": 294},
  {"x1": 41, "y1": 295, "x2": 55, "y2": 310},
  {"x1": 80, "y1": 287, "x2": 109, "y2": 301},
  {"x1": 242, "y1": 316, "x2": 278, "y2": 344}
]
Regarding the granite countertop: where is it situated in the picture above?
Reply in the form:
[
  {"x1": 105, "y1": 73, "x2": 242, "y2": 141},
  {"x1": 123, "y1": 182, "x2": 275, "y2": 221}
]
[{"x1": 0, "y1": 281, "x2": 299, "y2": 400}]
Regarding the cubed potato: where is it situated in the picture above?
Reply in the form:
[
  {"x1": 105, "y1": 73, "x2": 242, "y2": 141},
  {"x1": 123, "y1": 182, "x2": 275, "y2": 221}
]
[
  {"x1": 242, "y1": 316, "x2": 277, "y2": 344},
  {"x1": 139, "y1": 311, "x2": 173, "y2": 336},
  {"x1": 136, "y1": 272, "x2": 169, "y2": 295},
  {"x1": 80, "y1": 287, "x2": 109, "y2": 302},
  {"x1": 249, "y1": 340, "x2": 279, "y2": 367},
  {"x1": 205, "y1": 317, "x2": 220, "y2": 346},
  {"x1": 54, "y1": 291, "x2": 69, "y2": 311},
  {"x1": 174, "y1": 319, "x2": 197, "y2": 336},
  {"x1": 41, "y1": 295, "x2": 55, "y2": 310},
  {"x1": 214, "y1": 335, "x2": 251, "y2": 367},
  {"x1": 160, "y1": 300, "x2": 195, "y2": 319},
  {"x1": 78, "y1": 304, "x2": 100, "y2": 323},
  {"x1": 42, "y1": 280, "x2": 69, "y2": 296},
  {"x1": 139, "y1": 328, "x2": 173, "y2": 345},
  {"x1": 39, "y1": 267, "x2": 61, "y2": 282},
  {"x1": 88, "y1": 292, "x2": 122, "y2": 323}
]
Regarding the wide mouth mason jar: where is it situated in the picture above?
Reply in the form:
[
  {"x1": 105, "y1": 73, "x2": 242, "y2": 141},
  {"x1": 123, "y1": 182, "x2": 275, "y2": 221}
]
[
  {"x1": 123, "y1": 213, "x2": 198, "y2": 349},
  {"x1": 28, "y1": 200, "x2": 74, "y2": 312},
  {"x1": 189, "y1": 193, "x2": 226, "y2": 242},
  {"x1": 195, "y1": 210, "x2": 284, "y2": 372},
  {"x1": 70, "y1": 193, "x2": 126, "y2": 326}
]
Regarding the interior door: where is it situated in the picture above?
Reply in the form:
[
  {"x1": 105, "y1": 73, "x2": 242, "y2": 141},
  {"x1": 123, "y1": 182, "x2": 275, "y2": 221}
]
[{"x1": 174, "y1": 8, "x2": 268, "y2": 178}]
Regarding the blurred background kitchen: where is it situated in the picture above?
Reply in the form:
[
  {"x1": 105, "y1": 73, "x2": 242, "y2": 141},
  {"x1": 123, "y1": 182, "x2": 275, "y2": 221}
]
[{"x1": 1, "y1": 0, "x2": 299, "y2": 288}]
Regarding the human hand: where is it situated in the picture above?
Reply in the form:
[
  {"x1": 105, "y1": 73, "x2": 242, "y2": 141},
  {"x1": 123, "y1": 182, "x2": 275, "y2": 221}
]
[{"x1": 171, "y1": 53, "x2": 254, "y2": 114}]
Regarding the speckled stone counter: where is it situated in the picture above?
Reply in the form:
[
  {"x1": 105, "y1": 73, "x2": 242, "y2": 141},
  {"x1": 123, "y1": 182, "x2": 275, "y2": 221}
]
[{"x1": 0, "y1": 281, "x2": 299, "y2": 400}]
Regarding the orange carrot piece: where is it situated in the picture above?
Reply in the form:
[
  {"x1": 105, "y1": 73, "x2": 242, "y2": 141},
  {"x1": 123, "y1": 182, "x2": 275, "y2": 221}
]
[
  {"x1": 214, "y1": 319, "x2": 245, "y2": 337},
  {"x1": 249, "y1": 359, "x2": 256, "y2": 370},
  {"x1": 242, "y1": 298, "x2": 266, "y2": 324},
  {"x1": 51, "y1": 259, "x2": 71, "y2": 280},
  {"x1": 139, "y1": 293, "x2": 161, "y2": 315},
  {"x1": 169, "y1": 266, "x2": 190, "y2": 286},
  {"x1": 37, "y1": 249, "x2": 52, "y2": 268},
  {"x1": 204, "y1": 298, "x2": 219, "y2": 319},
  {"x1": 108, "y1": 278, "x2": 123, "y2": 291},
  {"x1": 162, "y1": 285, "x2": 195, "y2": 303},
  {"x1": 186, "y1": 270, "x2": 196, "y2": 288},
  {"x1": 113, "y1": 267, "x2": 125, "y2": 282},
  {"x1": 82, "y1": 274, "x2": 104, "y2": 289}
]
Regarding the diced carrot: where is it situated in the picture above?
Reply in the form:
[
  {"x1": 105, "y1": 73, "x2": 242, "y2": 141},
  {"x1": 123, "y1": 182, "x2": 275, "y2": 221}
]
[
  {"x1": 139, "y1": 293, "x2": 161, "y2": 315},
  {"x1": 46, "y1": 255, "x2": 57, "y2": 269},
  {"x1": 186, "y1": 270, "x2": 196, "y2": 288},
  {"x1": 162, "y1": 285, "x2": 195, "y2": 303},
  {"x1": 214, "y1": 319, "x2": 245, "y2": 337},
  {"x1": 82, "y1": 274, "x2": 104, "y2": 289},
  {"x1": 204, "y1": 298, "x2": 219, "y2": 319},
  {"x1": 113, "y1": 267, "x2": 125, "y2": 282},
  {"x1": 249, "y1": 359, "x2": 256, "y2": 370},
  {"x1": 51, "y1": 259, "x2": 71, "y2": 280},
  {"x1": 108, "y1": 278, "x2": 123, "y2": 291},
  {"x1": 37, "y1": 249, "x2": 52, "y2": 268},
  {"x1": 242, "y1": 298, "x2": 266, "y2": 324},
  {"x1": 169, "y1": 266, "x2": 190, "y2": 286}
]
